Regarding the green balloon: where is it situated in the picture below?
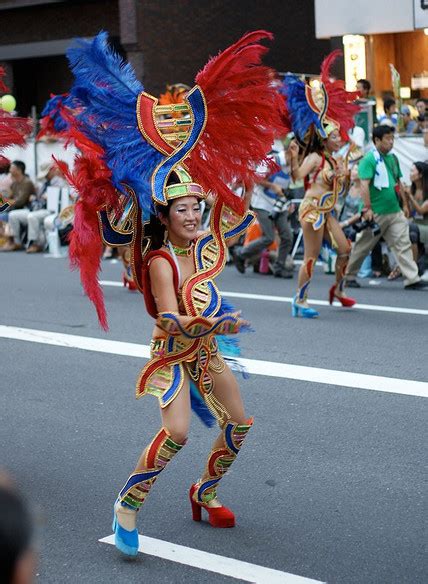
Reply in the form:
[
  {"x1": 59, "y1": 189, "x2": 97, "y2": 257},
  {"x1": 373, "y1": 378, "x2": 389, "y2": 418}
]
[{"x1": 1, "y1": 94, "x2": 16, "y2": 112}]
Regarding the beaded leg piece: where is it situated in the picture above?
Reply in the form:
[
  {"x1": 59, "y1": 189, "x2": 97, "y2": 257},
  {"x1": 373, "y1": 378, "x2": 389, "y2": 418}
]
[
  {"x1": 296, "y1": 257, "x2": 315, "y2": 303},
  {"x1": 329, "y1": 246, "x2": 356, "y2": 308},
  {"x1": 119, "y1": 427, "x2": 185, "y2": 510},
  {"x1": 113, "y1": 428, "x2": 185, "y2": 556},
  {"x1": 190, "y1": 418, "x2": 253, "y2": 528},
  {"x1": 335, "y1": 249, "x2": 350, "y2": 293}
]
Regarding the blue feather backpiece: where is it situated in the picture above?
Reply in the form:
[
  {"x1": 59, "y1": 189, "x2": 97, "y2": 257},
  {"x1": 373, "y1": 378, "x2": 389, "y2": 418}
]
[
  {"x1": 281, "y1": 75, "x2": 322, "y2": 142},
  {"x1": 66, "y1": 31, "x2": 163, "y2": 216}
]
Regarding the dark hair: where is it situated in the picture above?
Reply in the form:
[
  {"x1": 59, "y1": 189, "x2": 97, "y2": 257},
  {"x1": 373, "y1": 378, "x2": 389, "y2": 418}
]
[
  {"x1": 411, "y1": 161, "x2": 428, "y2": 198},
  {"x1": 150, "y1": 200, "x2": 173, "y2": 250},
  {"x1": 416, "y1": 99, "x2": 426, "y2": 106},
  {"x1": 373, "y1": 124, "x2": 395, "y2": 143},
  {"x1": 0, "y1": 487, "x2": 33, "y2": 582},
  {"x1": 357, "y1": 79, "x2": 371, "y2": 92},
  {"x1": 383, "y1": 97, "x2": 396, "y2": 113},
  {"x1": 11, "y1": 160, "x2": 26, "y2": 174}
]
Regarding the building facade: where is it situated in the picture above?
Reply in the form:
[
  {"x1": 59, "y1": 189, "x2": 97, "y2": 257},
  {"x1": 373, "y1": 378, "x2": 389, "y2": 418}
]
[{"x1": 0, "y1": 0, "x2": 335, "y2": 116}]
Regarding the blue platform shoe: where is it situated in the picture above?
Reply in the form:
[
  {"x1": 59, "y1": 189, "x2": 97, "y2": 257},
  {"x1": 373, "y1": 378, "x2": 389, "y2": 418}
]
[
  {"x1": 112, "y1": 502, "x2": 139, "y2": 557},
  {"x1": 291, "y1": 296, "x2": 319, "y2": 318}
]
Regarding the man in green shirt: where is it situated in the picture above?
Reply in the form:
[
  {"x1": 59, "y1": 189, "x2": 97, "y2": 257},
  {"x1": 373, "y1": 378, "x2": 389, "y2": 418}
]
[{"x1": 346, "y1": 125, "x2": 426, "y2": 289}]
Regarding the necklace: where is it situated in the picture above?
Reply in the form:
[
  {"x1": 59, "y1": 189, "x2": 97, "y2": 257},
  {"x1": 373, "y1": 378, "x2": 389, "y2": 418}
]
[{"x1": 168, "y1": 241, "x2": 193, "y2": 257}]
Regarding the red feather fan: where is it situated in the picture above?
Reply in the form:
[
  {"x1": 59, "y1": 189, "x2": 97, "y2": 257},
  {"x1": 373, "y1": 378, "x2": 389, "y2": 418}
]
[
  {"x1": 320, "y1": 50, "x2": 360, "y2": 139},
  {"x1": 188, "y1": 30, "x2": 287, "y2": 214},
  {"x1": 54, "y1": 127, "x2": 117, "y2": 331}
]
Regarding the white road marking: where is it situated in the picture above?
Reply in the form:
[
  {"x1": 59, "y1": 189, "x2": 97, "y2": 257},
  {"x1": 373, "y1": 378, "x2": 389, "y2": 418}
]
[
  {"x1": 1, "y1": 325, "x2": 427, "y2": 398},
  {"x1": 99, "y1": 534, "x2": 324, "y2": 583},
  {"x1": 99, "y1": 281, "x2": 428, "y2": 316}
]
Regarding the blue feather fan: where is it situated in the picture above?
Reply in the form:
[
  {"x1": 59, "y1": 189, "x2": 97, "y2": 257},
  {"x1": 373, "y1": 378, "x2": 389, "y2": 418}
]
[
  {"x1": 65, "y1": 31, "x2": 163, "y2": 215},
  {"x1": 281, "y1": 75, "x2": 323, "y2": 142}
]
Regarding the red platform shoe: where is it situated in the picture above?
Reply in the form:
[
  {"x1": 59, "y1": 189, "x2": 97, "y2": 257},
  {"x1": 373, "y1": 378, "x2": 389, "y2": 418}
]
[
  {"x1": 122, "y1": 273, "x2": 137, "y2": 291},
  {"x1": 189, "y1": 484, "x2": 235, "y2": 528},
  {"x1": 329, "y1": 284, "x2": 356, "y2": 307}
]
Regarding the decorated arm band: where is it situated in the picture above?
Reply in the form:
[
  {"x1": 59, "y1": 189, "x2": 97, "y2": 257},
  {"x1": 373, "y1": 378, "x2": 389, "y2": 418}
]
[{"x1": 156, "y1": 312, "x2": 243, "y2": 339}]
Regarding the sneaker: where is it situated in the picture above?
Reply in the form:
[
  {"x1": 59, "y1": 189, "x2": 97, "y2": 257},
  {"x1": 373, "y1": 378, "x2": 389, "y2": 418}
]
[
  {"x1": 273, "y1": 269, "x2": 293, "y2": 279},
  {"x1": 404, "y1": 280, "x2": 428, "y2": 290},
  {"x1": 346, "y1": 279, "x2": 361, "y2": 288}
]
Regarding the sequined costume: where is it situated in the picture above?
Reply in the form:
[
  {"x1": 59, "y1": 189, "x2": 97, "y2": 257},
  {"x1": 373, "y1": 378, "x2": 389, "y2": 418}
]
[{"x1": 55, "y1": 31, "x2": 285, "y2": 555}]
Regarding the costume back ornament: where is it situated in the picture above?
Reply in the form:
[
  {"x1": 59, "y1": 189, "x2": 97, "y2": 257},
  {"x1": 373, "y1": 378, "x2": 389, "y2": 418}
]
[{"x1": 50, "y1": 31, "x2": 285, "y2": 424}]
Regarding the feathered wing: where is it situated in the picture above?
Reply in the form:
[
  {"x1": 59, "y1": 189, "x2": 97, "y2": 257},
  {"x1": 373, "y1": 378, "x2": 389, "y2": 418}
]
[
  {"x1": 54, "y1": 142, "x2": 116, "y2": 331},
  {"x1": 66, "y1": 31, "x2": 163, "y2": 215},
  {"x1": 320, "y1": 50, "x2": 360, "y2": 138},
  {"x1": 189, "y1": 30, "x2": 286, "y2": 213},
  {"x1": 60, "y1": 31, "x2": 164, "y2": 329}
]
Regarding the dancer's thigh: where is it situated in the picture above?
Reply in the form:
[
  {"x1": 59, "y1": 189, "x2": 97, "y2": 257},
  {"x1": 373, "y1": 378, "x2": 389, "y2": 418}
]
[
  {"x1": 211, "y1": 364, "x2": 247, "y2": 425},
  {"x1": 301, "y1": 220, "x2": 324, "y2": 259},
  {"x1": 160, "y1": 372, "x2": 191, "y2": 443}
]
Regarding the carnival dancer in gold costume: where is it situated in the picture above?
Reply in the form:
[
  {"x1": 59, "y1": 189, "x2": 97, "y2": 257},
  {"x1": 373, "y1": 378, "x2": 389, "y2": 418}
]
[
  {"x1": 59, "y1": 31, "x2": 284, "y2": 556},
  {"x1": 282, "y1": 51, "x2": 360, "y2": 318}
]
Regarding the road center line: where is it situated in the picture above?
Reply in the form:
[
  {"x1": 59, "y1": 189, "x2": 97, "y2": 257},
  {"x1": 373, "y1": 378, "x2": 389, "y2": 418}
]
[
  {"x1": 99, "y1": 281, "x2": 428, "y2": 316},
  {"x1": 99, "y1": 534, "x2": 324, "y2": 584},
  {"x1": 1, "y1": 325, "x2": 426, "y2": 398}
]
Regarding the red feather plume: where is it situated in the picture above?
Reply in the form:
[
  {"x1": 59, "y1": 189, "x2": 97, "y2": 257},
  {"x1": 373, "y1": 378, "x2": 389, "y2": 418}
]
[
  {"x1": 188, "y1": 30, "x2": 287, "y2": 213},
  {"x1": 54, "y1": 126, "x2": 117, "y2": 331},
  {"x1": 0, "y1": 67, "x2": 32, "y2": 149},
  {"x1": 0, "y1": 66, "x2": 9, "y2": 93},
  {"x1": 320, "y1": 50, "x2": 360, "y2": 139}
]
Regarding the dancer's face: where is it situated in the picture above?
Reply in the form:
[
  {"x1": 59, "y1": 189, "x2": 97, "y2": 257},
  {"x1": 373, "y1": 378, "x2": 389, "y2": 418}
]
[
  {"x1": 325, "y1": 129, "x2": 342, "y2": 153},
  {"x1": 162, "y1": 196, "x2": 201, "y2": 244},
  {"x1": 409, "y1": 164, "x2": 421, "y2": 183}
]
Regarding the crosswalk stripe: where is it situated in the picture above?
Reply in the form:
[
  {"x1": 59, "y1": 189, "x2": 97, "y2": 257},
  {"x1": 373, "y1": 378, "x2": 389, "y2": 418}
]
[
  {"x1": 99, "y1": 534, "x2": 324, "y2": 583},
  {"x1": 99, "y1": 281, "x2": 428, "y2": 316},
  {"x1": 1, "y1": 325, "x2": 426, "y2": 398}
]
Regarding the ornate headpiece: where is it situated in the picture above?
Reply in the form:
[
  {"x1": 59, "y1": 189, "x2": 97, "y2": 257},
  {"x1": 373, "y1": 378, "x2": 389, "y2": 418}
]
[
  {"x1": 282, "y1": 50, "x2": 359, "y2": 149},
  {"x1": 48, "y1": 31, "x2": 285, "y2": 328}
]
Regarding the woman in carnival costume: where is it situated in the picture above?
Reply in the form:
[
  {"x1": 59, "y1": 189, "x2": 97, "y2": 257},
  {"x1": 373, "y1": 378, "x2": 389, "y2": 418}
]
[
  {"x1": 0, "y1": 67, "x2": 32, "y2": 213},
  {"x1": 282, "y1": 51, "x2": 360, "y2": 318},
  {"x1": 57, "y1": 31, "x2": 284, "y2": 556}
]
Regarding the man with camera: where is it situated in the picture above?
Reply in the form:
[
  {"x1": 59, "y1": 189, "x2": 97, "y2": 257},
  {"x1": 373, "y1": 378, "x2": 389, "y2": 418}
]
[
  {"x1": 346, "y1": 125, "x2": 426, "y2": 289},
  {"x1": 233, "y1": 139, "x2": 294, "y2": 278}
]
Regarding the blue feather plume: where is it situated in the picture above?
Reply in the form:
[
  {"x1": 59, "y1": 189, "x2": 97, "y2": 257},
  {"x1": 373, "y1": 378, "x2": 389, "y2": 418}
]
[
  {"x1": 281, "y1": 75, "x2": 323, "y2": 142},
  {"x1": 65, "y1": 31, "x2": 163, "y2": 215}
]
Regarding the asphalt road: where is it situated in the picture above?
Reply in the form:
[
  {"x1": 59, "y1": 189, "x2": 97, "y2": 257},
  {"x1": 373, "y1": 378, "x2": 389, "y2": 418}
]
[{"x1": 1, "y1": 252, "x2": 427, "y2": 584}]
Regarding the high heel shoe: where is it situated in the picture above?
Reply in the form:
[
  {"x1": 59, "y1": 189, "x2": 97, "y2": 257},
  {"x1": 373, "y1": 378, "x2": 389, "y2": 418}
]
[
  {"x1": 291, "y1": 296, "x2": 319, "y2": 318},
  {"x1": 189, "y1": 484, "x2": 235, "y2": 528},
  {"x1": 122, "y1": 273, "x2": 137, "y2": 291},
  {"x1": 328, "y1": 285, "x2": 356, "y2": 307},
  {"x1": 112, "y1": 502, "x2": 139, "y2": 557}
]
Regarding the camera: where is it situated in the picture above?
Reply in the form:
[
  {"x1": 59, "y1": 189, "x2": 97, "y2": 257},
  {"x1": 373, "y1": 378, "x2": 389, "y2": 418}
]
[
  {"x1": 268, "y1": 189, "x2": 294, "y2": 221},
  {"x1": 353, "y1": 217, "x2": 381, "y2": 237}
]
